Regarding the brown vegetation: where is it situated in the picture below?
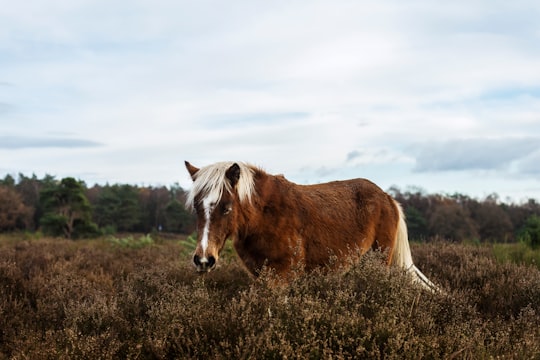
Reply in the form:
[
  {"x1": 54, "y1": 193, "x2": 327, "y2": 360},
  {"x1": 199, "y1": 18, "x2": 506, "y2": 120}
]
[
  {"x1": 0, "y1": 186, "x2": 32, "y2": 231},
  {"x1": 1, "y1": 235, "x2": 539, "y2": 359}
]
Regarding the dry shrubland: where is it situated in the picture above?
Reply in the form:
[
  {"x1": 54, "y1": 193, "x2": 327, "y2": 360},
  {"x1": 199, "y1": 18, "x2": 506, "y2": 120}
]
[{"x1": 1, "y1": 235, "x2": 539, "y2": 359}]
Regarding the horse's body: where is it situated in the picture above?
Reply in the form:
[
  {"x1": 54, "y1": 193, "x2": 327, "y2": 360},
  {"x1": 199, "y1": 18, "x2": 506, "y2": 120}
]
[{"x1": 185, "y1": 161, "x2": 436, "y2": 289}]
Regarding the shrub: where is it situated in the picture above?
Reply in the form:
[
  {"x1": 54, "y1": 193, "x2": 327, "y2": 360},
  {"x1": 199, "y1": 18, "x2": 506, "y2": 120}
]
[
  {"x1": 492, "y1": 242, "x2": 540, "y2": 269},
  {"x1": 107, "y1": 234, "x2": 154, "y2": 249},
  {"x1": 0, "y1": 238, "x2": 539, "y2": 359},
  {"x1": 519, "y1": 214, "x2": 540, "y2": 249}
]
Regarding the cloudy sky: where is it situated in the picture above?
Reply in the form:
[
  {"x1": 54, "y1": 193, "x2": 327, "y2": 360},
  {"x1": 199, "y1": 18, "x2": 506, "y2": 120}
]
[{"x1": 1, "y1": 0, "x2": 540, "y2": 201}]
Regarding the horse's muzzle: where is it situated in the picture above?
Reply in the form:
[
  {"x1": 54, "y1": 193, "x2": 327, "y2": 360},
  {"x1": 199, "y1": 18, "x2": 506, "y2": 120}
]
[{"x1": 193, "y1": 254, "x2": 216, "y2": 272}]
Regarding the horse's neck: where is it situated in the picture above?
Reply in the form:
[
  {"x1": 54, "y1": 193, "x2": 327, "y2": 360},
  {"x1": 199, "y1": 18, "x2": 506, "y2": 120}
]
[
  {"x1": 234, "y1": 173, "x2": 306, "y2": 275},
  {"x1": 237, "y1": 172, "x2": 297, "y2": 236}
]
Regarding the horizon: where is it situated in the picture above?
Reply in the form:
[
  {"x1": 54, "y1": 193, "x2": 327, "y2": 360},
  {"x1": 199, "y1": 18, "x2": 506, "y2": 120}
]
[{"x1": 2, "y1": 167, "x2": 539, "y2": 206}]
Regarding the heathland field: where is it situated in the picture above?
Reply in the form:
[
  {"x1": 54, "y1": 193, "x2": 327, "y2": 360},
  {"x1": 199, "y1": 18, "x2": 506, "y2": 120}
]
[{"x1": 1, "y1": 234, "x2": 539, "y2": 359}]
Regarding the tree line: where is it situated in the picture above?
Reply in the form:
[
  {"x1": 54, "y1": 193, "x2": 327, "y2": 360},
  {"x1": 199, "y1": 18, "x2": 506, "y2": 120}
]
[
  {"x1": 0, "y1": 174, "x2": 195, "y2": 238},
  {"x1": 1, "y1": 174, "x2": 539, "y2": 245},
  {"x1": 390, "y1": 186, "x2": 540, "y2": 246}
]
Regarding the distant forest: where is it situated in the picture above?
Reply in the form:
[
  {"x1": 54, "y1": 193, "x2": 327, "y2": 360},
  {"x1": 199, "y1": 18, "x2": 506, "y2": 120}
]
[
  {"x1": 1, "y1": 173, "x2": 539, "y2": 245},
  {"x1": 0, "y1": 174, "x2": 195, "y2": 239}
]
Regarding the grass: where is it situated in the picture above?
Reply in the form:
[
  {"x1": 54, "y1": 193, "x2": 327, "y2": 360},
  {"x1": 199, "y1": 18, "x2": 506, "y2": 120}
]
[
  {"x1": 107, "y1": 233, "x2": 155, "y2": 249},
  {"x1": 0, "y1": 235, "x2": 539, "y2": 359},
  {"x1": 492, "y1": 241, "x2": 540, "y2": 269}
]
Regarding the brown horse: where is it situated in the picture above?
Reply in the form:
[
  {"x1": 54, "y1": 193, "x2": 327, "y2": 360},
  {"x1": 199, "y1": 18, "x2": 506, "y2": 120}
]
[{"x1": 185, "y1": 161, "x2": 437, "y2": 290}]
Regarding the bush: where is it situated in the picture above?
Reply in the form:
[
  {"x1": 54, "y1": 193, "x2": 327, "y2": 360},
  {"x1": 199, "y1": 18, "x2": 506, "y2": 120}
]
[
  {"x1": 0, "y1": 238, "x2": 539, "y2": 359},
  {"x1": 492, "y1": 242, "x2": 540, "y2": 269},
  {"x1": 107, "y1": 234, "x2": 154, "y2": 249},
  {"x1": 520, "y1": 214, "x2": 540, "y2": 249}
]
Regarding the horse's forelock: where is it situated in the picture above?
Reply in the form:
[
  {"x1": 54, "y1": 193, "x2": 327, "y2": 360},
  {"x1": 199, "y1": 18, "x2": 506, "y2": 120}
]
[{"x1": 186, "y1": 162, "x2": 256, "y2": 210}]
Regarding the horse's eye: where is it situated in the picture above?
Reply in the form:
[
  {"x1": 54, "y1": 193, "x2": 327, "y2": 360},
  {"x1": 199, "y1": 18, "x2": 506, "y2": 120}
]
[{"x1": 223, "y1": 204, "x2": 232, "y2": 215}]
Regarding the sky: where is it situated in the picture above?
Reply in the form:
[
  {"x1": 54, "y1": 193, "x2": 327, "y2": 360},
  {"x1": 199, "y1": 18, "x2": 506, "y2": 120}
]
[{"x1": 1, "y1": 0, "x2": 540, "y2": 202}]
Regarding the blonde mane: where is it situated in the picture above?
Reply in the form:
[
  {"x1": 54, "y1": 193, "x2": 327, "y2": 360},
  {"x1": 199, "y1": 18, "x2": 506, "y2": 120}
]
[{"x1": 186, "y1": 162, "x2": 257, "y2": 210}]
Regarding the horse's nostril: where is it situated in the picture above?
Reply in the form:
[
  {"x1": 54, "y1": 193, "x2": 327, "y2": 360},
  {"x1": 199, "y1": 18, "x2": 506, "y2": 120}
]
[
  {"x1": 193, "y1": 254, "x2": 202, "y2": 266},
  {"x1": 193, "y1": 255, "x2": 216, "y2": 271}
]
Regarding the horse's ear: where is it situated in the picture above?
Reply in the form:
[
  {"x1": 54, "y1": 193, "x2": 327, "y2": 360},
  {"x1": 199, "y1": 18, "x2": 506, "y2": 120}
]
[
  {"x1": 225, "y1": 163, "x2": 241, "y2": 187},
  {"x1": 185, "y1": 161, "x2": 199, "y2": 180}
]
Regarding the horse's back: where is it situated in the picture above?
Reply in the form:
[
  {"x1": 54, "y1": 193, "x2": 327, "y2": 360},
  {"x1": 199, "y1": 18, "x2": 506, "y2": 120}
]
[
  {"x1": 299, "y1": 178, "x2": 396, "y2": 220},
  {"x1": 291, "y1": 177, "x2": 400, "y2": 267}
]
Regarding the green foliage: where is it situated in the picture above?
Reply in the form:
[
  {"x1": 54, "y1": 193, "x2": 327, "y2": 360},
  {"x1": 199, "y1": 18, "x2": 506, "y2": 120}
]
[
  {"x1": 404, "y1": 206, "x2": 428, "y2": 240},
  {"x1": 1, "y1": 174, "x2": 16, "y2": 187},
  {"x1": 39, "y1": 213, "x2": 68, "y2": 236},
  {"x1": 100, "y1": 224, "x2": 117, "y2": 235},
  {"x1": 107, "y1": 234, "x2": 154, "y2": 249},
  {"x1": 519, "y1": 214, "x2": 540, "y2": 249},
  {"x1": 164, "y1": 199, "x2": 194, "y2": 233},
  {"x1": 0, "y1": 173, "x2": 197, "y2": 235},
  {"x1": 180, "y1": 232, "x2": 198, "y2": 256},
  {"x1": 94, "y1": 184, "x2": 141, "y2": 232},
  {"x1": 179, "y1": 232, "x2": 237, "y2": 260},
  {"x1": 73, "y1": 221, "x2": 101, "y2": 239},
  {"x1": 493, "y1": 242, "x2": 540, "y2": 269},
  {"x1": 39, "y1": 177, "x2": 98, "y2": 239}
]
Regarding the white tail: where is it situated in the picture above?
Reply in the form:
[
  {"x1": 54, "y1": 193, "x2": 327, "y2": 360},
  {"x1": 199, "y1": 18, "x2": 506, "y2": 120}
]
[{"x1": 392, "y1": 201, "x2": 439, "y2": 292}]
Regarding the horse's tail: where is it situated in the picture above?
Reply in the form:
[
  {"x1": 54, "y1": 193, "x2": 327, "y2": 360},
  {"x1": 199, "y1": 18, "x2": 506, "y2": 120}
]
[{"x1": 392, "y1": 201, "x2": 439, "y2": 292}]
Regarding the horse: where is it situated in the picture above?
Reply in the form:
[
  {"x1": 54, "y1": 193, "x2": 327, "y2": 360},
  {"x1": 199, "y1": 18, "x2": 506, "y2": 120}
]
[{"x1": 184, "y1": 160, "x2": 437, "y2": 290}]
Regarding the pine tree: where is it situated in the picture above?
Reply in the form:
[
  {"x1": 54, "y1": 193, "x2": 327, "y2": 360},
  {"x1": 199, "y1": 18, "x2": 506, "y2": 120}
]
[
  {"x1": 40, "y1": 177, "x2": 99, "y2": 239},
  {"x1": 520, "y1": 215, "x2": 540, "y2": 249}
]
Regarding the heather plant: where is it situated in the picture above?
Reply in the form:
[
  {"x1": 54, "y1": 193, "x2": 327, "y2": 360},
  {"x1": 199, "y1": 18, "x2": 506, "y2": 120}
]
[{"x1": 0, "y1": 237, "x2": 539, "y2": 359}]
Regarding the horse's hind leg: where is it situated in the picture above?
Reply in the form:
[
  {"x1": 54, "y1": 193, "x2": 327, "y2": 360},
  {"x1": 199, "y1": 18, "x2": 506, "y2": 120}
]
[{"x1": 370, "y1": 238, "x2": 396, "y2": 266}]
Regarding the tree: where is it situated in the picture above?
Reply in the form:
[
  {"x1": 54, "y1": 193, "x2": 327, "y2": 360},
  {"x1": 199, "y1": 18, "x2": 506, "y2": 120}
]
[
  {"x1": 40, "y1": 178, "x2": 98, "y2": 239},
  {"x1": 504, "y1": 199, "x2": 540, "y2": 241},
  {"x1": 520, "y1": 215, "x2": 540, "y2": 249},
  {"x1": 428, "y1": 201, "x2": 478, "y2": 241},
  {"x1": 15, "y1": 173, "x2": 53, "y2": 230},
  {"x1": 164, "y1": 199, "x2": 195, "y2": 233},
  {"x1": 94, "y1": 184, "x2": 141, "y2": 232},
  {"x1": 138, "y1": 186, "x2": 170, "y2": 232},
  {"x1": 0, "y1": 185, "x2": 32, "y2": 230},
  {"x1": 404, "y1": 206, "x2": 429, "y2": 240},
  {"x1": 1, "y1": 174, "x2": 16, "y2": 187},
  {"x1": 470, "y1": 201, "x2": 513, "y2": 242}
]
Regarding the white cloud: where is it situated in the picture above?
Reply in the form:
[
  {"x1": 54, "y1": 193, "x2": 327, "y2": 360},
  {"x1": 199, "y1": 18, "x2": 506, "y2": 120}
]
[
  {"x1": 411, "y1": 137, "x2": 540, "y2": 172},
  {"x1": 0, "y1": 135, "x2": 102, "y2": 149},
  {"x1": 1, "y1": 0, "x2": 540, "y2": 199},
  {"x1": 517, "y1": 150, "x2": 540, "y2": 176}
]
